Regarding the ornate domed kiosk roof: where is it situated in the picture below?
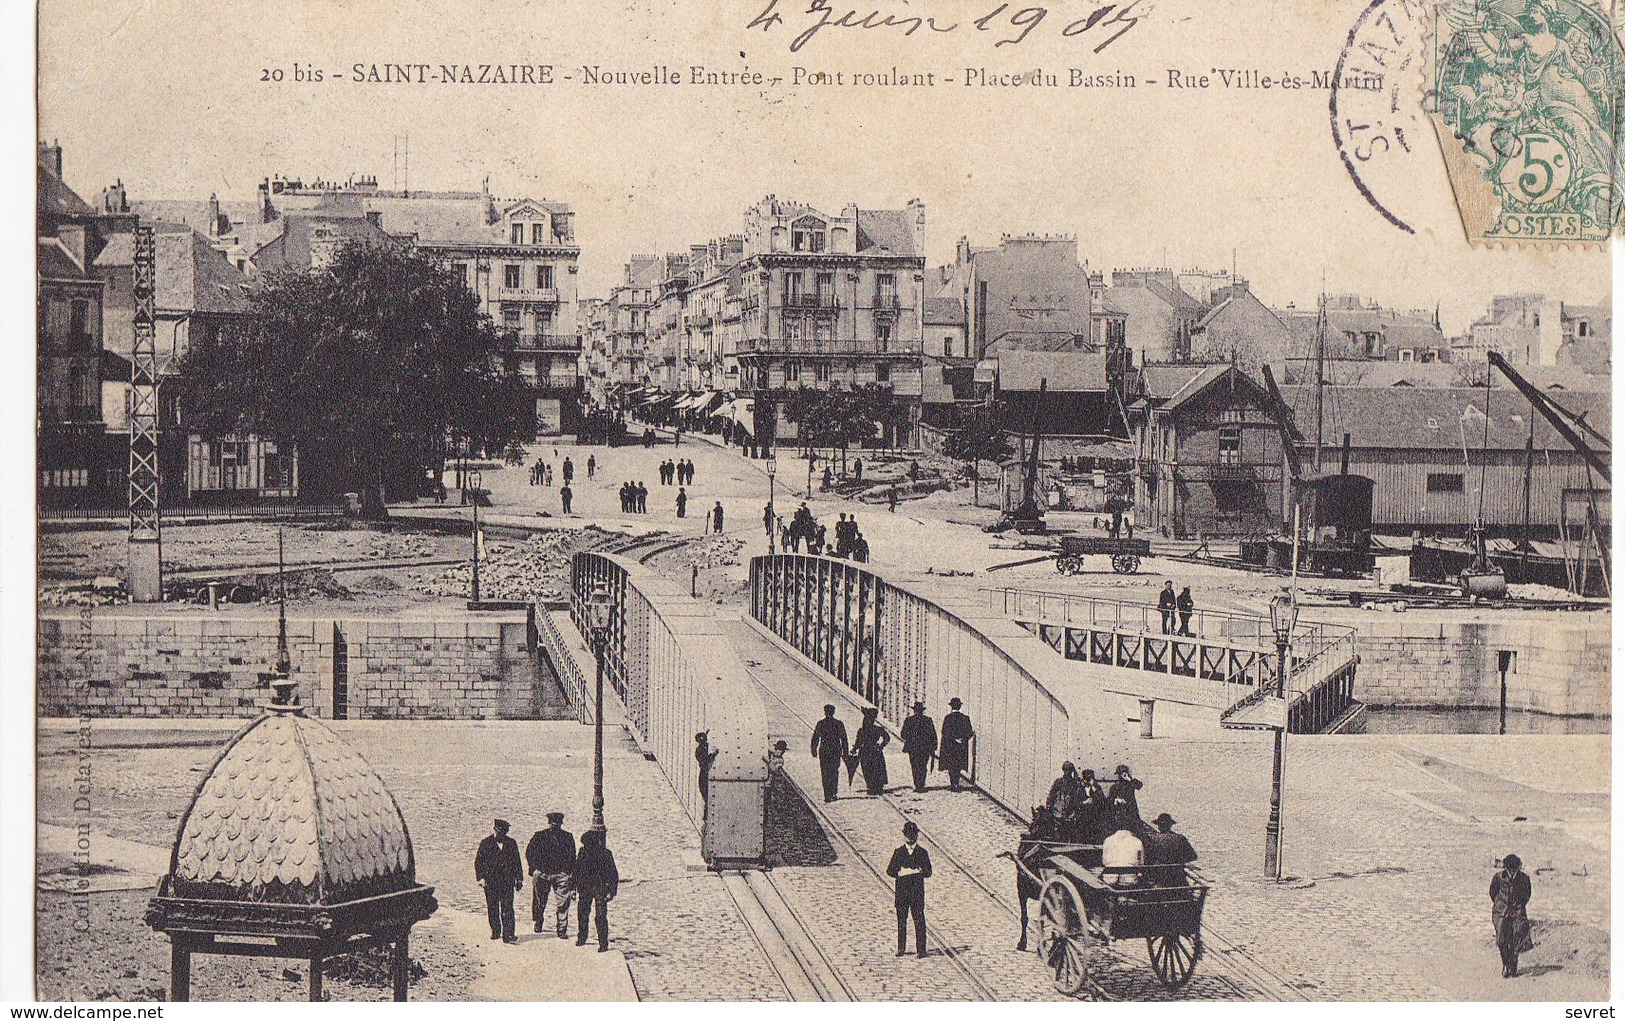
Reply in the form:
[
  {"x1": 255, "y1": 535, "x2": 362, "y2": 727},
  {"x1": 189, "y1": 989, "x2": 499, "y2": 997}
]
[
  {"x1": 169, "y1": 705, "x2": 416, "y2": 904},
  {"x1": 147, "y1": 681, "x2": 436, "y2": 1002}
]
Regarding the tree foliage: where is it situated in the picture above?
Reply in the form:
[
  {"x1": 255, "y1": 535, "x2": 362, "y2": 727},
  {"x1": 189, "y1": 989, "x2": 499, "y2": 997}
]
[
  {"x1": 944, "y1": 400, "x2": 1014, "y2": 505},
  {"x1": 179, "y1": 242, "x2": 533, "y2": 515},
  {"x1": 775, "y1": 384, "x2": 901, "y2": 451}
]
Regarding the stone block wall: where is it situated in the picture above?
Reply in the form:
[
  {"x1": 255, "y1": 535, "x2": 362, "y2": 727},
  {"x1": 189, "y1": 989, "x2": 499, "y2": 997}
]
[
  {"x1": 1353, "y1": 616, "x2": 1610, "y2": 716},
  {"x1": 38, "y1": 610, "x2": 541, "y2": 720}
]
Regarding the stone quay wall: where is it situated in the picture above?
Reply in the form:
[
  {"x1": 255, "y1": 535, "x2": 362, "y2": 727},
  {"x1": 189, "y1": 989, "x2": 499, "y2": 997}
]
[
  {"x1": 1352, "y1": 615, "x2": 1610, "y2": 717},
  {"x1": 38, "y1": 609, "x2": 543, "y2": 720}
]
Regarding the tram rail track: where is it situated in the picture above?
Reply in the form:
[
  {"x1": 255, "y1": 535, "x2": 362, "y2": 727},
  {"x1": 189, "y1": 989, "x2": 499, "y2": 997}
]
[{"x1": 732, "y1": 617, "x2": 1304, "y2": 1002}]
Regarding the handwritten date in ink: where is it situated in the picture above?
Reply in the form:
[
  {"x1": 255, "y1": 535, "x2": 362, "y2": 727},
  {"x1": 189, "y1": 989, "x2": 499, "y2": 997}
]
[{"x1": 747, "y1": 0, "x2": 1149, "y2": 54}]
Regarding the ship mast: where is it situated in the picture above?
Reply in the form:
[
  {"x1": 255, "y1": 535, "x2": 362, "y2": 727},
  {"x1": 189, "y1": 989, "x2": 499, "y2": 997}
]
[{"x1": 1313, "y1": 285, "x2": 1327, "y2": 475}]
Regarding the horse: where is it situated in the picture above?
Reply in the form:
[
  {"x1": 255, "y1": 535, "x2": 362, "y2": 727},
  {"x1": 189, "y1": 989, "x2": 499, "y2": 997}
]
[{"x1": 1004, "y1": 805, "x2": 1065, "y2": 952}]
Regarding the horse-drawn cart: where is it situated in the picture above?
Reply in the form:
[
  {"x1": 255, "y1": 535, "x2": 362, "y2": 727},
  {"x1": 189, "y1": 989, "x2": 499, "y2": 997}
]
[
  {"x1": 1055, "y1": 536, "x2": 1151, "y2": 575},
  {"x1": 1012, "y1": 842, "x2": 1206, "y2": 996}
]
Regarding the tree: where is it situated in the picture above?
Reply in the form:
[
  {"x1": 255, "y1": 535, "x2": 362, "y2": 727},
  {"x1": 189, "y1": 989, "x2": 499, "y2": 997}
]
[
  {"x1": 945, "y1": 400, "x2": 1014, "y2": 506},
  {"x1": 180, "y1": 242, "x2": 533, "y2": 517}
]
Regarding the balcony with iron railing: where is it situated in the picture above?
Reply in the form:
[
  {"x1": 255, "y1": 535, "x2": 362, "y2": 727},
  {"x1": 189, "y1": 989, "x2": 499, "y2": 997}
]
[
  {"x1": 872, "y1": 293, "x2": 902, "y2": 315},
  {"x1": 536, "y1": 373, "x2": 581, "y2": 391},
  {"x1": 737, "y1": 335, "x2": 922, "y2": 356},
  {"x1": 781, "y1": 293, "x2": 839, "y2": 310},
  {"x1": 498, "y1": 287, "x2": 560, "y2": 304},
  {"x1": 511, "y1": 332, "x2": 581, "y2": 352}
]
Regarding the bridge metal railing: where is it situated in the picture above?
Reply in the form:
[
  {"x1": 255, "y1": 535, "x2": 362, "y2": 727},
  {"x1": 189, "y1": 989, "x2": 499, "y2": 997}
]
[
  {"x1": 750, "y1": 554, "x2": 1075, "y2": 817},
  {"x1": 987, "y1": 586, "x2": 1359, "y2": 733},
  {"x1": 571, "y1": 551, "x2": 768, "y2": 864}
]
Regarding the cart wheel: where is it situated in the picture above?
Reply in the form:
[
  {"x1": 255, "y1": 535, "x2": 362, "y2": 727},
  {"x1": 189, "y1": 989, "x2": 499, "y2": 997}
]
[
  {"x1": 1146, "y1": 931, "x2": 1202, "y2": 989},
  {"x1": 1037, "y1": 877, "x2": 1090, "y2": 996},
  {"x1": 1111, "y1": 554, "x2": 1140, "y2": 574},
  {"x1": 1058, "y1": 557, "x2": 1082, "y2": 576}
]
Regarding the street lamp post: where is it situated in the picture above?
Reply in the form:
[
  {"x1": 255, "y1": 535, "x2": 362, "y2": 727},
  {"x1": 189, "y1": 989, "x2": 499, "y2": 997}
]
[
  {"x1": 1264, "y1": 592, "x2": 1298, "y2": 881},
  {"x1": 767, "y1": 458, "x2": 777, "y2": 553},
  {"x1": 469, "y1": 469, "x2": 483, "y2": 603},
  {"x1": 585, "y1": 581, "x2": 613, "y2": 834}
]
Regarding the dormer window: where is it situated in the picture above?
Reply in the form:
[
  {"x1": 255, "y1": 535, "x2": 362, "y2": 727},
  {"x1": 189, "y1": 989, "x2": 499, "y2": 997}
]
[
  {"x1": 532, "y1": 223, "x2": 546, "y2": 245},
  {"x1": 792, "y1": 217, "x2": 827, "y2": 253},
  {"x1": 511, "y1": 223, "x2": 524, "y2": 245}
]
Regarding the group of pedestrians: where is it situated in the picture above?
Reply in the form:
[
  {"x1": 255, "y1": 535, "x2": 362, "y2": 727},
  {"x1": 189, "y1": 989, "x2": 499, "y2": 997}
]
[
  {"x1": 660, "y1": 459, "x2": 696, "y2": 486},
  {"x1": 779, "y1": 504, "x2": 871, "y2": 562},
  {"x1": 472, "y1": 815, "x2": 619, "y2": 952},
  {"x1": 620, "y1": 481, "x2": 649, "y2": 514},
  {"x1": 1156, "y1": 581, "x2": 1197, "y2": 636},
  {"x1": 808, "y1": 699, "x2": 976, "y2": 802}
]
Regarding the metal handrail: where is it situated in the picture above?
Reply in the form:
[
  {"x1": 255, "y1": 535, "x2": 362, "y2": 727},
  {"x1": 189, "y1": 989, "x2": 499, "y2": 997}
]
[{"x1": 985, "y1": 586, "x2": 1356, "y2": 661}]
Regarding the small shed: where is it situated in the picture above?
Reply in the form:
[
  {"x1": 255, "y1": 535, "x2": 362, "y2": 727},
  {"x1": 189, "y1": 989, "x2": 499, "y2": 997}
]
[{"x1": 145, "y1": 682, "x2": 437, "y2": 1001}]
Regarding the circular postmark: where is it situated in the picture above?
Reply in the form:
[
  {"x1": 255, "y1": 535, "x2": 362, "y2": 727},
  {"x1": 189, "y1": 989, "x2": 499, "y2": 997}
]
[
  {"x1": 1330, "y1": 0, "x2": 1431, "y2": 234},
  {"x1": 1433, "y1": 0, "x2": 1620, "y2": 241}
]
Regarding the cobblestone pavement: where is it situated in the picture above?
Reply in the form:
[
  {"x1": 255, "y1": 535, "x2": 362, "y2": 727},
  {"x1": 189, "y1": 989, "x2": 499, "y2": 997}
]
[
  {"x1": 37, "y1": 721, "x2": 785, "y2": 1002},
  {"x1": 717, "y1": 617, "x2": 1610, "y2": 1002},
  {"x1": 726, "y1": 617, "x2": 1259, "y2": 1002}
]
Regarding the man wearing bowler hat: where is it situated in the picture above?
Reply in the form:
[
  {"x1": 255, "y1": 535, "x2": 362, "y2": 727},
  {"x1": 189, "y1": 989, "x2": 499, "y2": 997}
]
[
  {"x1": 900, "y1": 701, "x2": 938, "y2": 793},
  {"x1": 886, "y1": 821, "x2": 933, "y2": 958},
  {"x1": 1141, "y1": 812, "x2": 1198, "y2": 886},
  {"x1": 526, "y1": 811, "x2": 577, "y2": 938},
  {"x1": 939, "y1": 697, "x2": 974, "y2": 791}
]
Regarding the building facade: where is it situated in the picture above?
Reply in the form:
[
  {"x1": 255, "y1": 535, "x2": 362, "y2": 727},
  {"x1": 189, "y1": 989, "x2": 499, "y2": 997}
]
[
  {"x1": 252, "y1": 177, "x2": 583, "y2": 434},
  {"x1": 1128, "y1": 364, "x2": 1294, "y2": 539},
  {"x1": 727, "y1": 197, "x2": 928, "y2": 448}
]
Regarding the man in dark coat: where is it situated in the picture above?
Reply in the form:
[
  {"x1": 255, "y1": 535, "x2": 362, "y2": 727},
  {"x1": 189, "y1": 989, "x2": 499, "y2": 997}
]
[
  {"x1": 574, "y1": 829, "x2": 619, "y2": 952},
  {"x1": 1077, "y1": 768, "x2": 1108, "y2": 844},
  {"x1": 1491, "y1": 854, "x2": 1533, "y2": 977},
  {"x1": 695, "y1": 732, "x2": 719, "y2": 808},
  {"x1": 1046, "y1": 762, "x2": 1084, "y2": 821},
  {"x1": 1158, "y1": 581, "x2": 1178, "y2": 635},
  {"x1": 810, "y1": 704, "x2": 850, "y2": 802},
  {"x1": 712, "y1": 501, "x2": 725, "y2": 534},
  {"x1": 525, "y1": 812, "x2": 577, "y2": 938},
  {"x1": 900, "y1": 701, "x2": 938, "y2": 793},
  {"x1": 1108, "y1": 764, "x2": 1144, "y2": 831},
  {"x1": 939, "y1": 698, "x2": 974, "y2": 791},
  {"x1": 676, "y1": 486, "x2": 687, "y2": 518},
  {"x1": 1141, "y1": 812, "x2": 1198, "y2": 887},
  {"x1": 887, "y1": 821, "x2": 932, "y2": 958},
  {"x1": 562, "y1": 456, "x2": 574, "y2": 485},
  {"x1": 1176, "y1": 586, "x2": 1195, "y2": 636},
  {"x1": 475, "y1": 819, "x2": 524, "y2": 943}
]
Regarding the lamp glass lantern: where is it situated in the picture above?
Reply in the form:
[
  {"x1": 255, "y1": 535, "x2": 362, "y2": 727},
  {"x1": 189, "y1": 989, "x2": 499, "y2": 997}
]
[
  {"x1": 1269, "y1": 593, "x2": 1298, "y2": 645},
  {"x1": 586, "y1": 581, "x2": 613, "y2": 635}
]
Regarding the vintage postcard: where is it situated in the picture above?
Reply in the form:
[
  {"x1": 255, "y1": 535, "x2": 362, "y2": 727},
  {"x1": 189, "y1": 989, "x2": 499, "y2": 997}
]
[{"x1": 21, "y1": 0, "x2": 1614, "y2": 1007}]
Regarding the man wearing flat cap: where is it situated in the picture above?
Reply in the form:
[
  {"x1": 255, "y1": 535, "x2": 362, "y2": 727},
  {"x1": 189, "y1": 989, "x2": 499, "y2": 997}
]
[
  {"x1": 526, "y1": 812, "x2": 577, "y2": 938},
  {"x1": 475, "y1": 819, "x2": 523, "y2": 943},
  {"x1": 900, "y1": 701, "x2": 938, "y2": 793},
  {"x1": 939, "y1": 697, "x2": 974, "y2": 791},
  {"x1": 1141, "y1": 812, "x2": 1197, "y2": 886}
]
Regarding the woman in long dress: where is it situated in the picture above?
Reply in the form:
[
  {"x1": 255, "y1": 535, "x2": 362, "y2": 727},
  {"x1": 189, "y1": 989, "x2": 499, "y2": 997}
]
[{"x1": 854, "y1": 708, "x2": 890, "y2": 795}]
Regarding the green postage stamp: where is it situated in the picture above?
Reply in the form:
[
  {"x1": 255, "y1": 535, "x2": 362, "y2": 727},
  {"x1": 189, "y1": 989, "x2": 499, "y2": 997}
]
[{"x1": 1431, "y1": 0, "x2": 1622, "y2": 243}]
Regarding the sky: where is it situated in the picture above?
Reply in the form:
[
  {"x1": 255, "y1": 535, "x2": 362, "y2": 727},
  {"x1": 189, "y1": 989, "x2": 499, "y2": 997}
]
[{"x1": 38, "y1": 0, "x2": 1612, "y2": 335}]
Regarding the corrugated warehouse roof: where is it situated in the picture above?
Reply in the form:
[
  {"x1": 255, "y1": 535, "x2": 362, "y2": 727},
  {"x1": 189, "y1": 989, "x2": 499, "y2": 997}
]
[{"x1": 1278, "y1": 385, "x2": 1610, "y2": 451}]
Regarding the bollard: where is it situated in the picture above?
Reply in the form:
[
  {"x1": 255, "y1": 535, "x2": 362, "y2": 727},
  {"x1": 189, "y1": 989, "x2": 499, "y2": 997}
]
[
  {"x1": 207, "y1": 580, "x2": 220, "y2": 611},
  {"x1": 692, "y1": 564, "x2": 699, "y2": 598},
  {"x1": 1138, "y1": 698, "x2": 1156, "y2": 739}
]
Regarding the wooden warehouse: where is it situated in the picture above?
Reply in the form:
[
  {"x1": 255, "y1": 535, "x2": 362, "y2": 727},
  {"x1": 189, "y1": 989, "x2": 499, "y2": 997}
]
[
  {"x1": 1278, "y1": 385, "x2": 1610, "y2": 536},
  {"x1": 1128, "y1": 363, "x2": 1297, "y2": 539}
]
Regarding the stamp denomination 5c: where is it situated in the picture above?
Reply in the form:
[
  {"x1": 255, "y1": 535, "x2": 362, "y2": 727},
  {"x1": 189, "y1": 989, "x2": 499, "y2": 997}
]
[{"x1": 1430, "y1": 0, "x2": 1621, "y2": 244}]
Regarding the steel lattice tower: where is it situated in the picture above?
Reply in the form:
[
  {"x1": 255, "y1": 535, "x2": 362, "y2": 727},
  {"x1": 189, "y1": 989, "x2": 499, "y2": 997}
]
[{"x1": 127, "y1": 224, "x2": 163, "y2": 600}]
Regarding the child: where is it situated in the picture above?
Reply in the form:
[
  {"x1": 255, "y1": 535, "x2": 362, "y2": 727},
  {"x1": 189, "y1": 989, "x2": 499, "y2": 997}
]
[{"x1": 765, "y1": 740, "x2": 788, "y2": 788}]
